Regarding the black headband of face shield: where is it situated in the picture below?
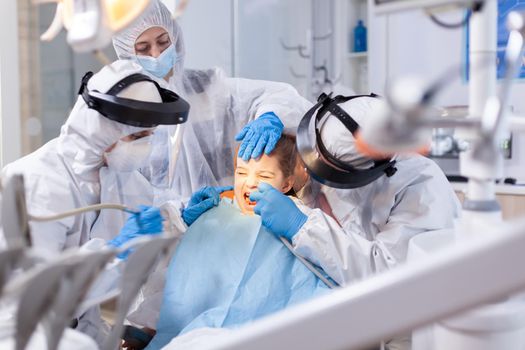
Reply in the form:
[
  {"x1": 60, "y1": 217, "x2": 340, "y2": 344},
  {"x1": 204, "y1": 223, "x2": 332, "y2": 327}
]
[
  {"x1": 296, "y1": 93, "x2": 397, "y2": 189},
  {"x1": 78, "y1": 71, "x2": 190, "y2": 128}
]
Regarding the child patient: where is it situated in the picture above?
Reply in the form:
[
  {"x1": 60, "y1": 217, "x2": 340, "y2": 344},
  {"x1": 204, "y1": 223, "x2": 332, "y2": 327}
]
[
  {"x1": 228, "y1": 132, "x2": 297, "y2": 214},
  {"x1": 143, "y1": 134, "x2": 330, "y2": 350}
]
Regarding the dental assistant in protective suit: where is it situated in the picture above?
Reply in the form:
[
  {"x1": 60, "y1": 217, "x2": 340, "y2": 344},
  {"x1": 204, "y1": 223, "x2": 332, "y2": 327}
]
[
  {"x1": 251, "y1": 94, "x2": 462, "y2": 284},
  {"x1": 90, "y1": 0, "x2": 311, "y2": 241},
  {"x1": 0, "y1": 60, "x2": 187, "y2": 345}
]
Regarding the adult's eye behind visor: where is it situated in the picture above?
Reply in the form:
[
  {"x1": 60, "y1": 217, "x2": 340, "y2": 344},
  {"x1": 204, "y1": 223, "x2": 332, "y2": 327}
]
[
  {"x1": 296, "y1": 93, "x2": 397, "y2": 189},
  {"x1": 79, "y1": 71, "x2": 190, "y2": 128}
]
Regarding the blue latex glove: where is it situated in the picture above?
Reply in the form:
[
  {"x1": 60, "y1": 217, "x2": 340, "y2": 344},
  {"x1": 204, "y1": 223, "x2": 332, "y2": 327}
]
[
  {"x1": 235, "y1": 112, "x2": 284, "y2": 161},
  {"x1": 182, "y1": 186, "x2": 234, "y2": 226},
  {"x1": 108, "y1": 205, "x2": 164, "y2": 259},
  {"x1": 250, "y1": 183, "x2": 307, "y2": 240}
]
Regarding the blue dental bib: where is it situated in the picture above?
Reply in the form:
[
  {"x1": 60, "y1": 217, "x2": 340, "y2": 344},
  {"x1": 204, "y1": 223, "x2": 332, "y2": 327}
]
[{"x1": 146, "y1": 199, "x2": 330, "y2": 349}]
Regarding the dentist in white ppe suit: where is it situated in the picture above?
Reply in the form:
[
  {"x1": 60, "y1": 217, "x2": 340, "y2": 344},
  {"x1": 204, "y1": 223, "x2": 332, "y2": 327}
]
[
  {"x1": 0, "y1": 60, "x2": 174, "y2": 346},
  {"x1": 252, "y1": 95, "x2": 462, "y2": 284}
]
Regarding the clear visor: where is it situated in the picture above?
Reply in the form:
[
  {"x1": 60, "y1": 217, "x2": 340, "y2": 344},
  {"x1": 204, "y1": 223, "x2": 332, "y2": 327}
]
[
  {"x1": 89, "y1": 124, "x2": 185, "y2": 242},
  {"x1": 140, "y1": 124, "x2": 185, "y2": 204}
]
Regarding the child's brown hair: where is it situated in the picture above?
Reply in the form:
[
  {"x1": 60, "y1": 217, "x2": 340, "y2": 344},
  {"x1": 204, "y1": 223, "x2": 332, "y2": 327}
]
[
  {"x1": 234, "y1": 133, "x2": 298, "y2": 178},
  {"x1": 269, "y1": 133, "x2": 298, "y2": 179}
]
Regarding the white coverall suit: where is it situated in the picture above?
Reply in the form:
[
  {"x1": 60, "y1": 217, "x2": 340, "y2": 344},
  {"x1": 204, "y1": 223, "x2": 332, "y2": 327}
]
[{"x1": 0, "y1": 60, "x2": 164, "y2": 346}]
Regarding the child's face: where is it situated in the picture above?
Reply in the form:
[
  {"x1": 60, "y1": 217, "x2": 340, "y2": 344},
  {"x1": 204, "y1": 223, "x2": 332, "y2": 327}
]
[{"x1": 234, "y1": 154, "x2": 293, "y2": 214}]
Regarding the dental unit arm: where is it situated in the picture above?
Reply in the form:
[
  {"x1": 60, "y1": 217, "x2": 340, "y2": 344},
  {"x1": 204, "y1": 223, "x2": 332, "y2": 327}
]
[{"x1": 0, "y1": 174, "x2": 177, "y2": 350}]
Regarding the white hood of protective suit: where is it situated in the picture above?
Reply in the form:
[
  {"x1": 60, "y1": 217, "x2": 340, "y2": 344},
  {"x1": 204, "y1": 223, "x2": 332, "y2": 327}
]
[
  {"x1": 57, "y1": 60, "x2": 161, "y2": 186},
  {"x1": 319, "y1": 96, "x2": 383, "y2": 170},
  {"x1": 112, "y1": 0, "x2": 185, "y2": 88}
]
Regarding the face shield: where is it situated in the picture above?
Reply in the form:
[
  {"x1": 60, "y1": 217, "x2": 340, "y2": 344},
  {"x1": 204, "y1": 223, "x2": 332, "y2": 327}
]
[
  {"x1": 141, "y1": 123, "x2": 185, "y2": 201},
  {"x1": 79, "y1": 71, "x2": 189, "y2": 127},
  {"x1": 80, "y1": 70, "x2": 189, "y2": 193},
  {"x1": 296, "y1": 93, "x2": 397, "y2": 189}
]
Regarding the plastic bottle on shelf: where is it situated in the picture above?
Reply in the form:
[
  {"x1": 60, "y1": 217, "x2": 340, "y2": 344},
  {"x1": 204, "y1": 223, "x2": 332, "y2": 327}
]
[{"x1": 353, "y1": 20, "x2": 367, "y2": 53}]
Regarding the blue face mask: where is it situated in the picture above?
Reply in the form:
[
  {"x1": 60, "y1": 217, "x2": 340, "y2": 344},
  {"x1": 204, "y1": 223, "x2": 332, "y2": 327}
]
[{"x1": 135, "y1": 44, "x2": 176, "y2": 78}]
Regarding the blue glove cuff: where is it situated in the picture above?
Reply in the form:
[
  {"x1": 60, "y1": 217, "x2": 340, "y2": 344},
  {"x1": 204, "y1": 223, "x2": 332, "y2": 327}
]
[
  {"x1": 258, "y1": 111, "x2": 284, "y2": 128},
  {"x1": 107, "y1": 238, "x2": 120, "y2": 248},
  {"x1": 284, "y1": 211, "x2": 308, "y2": 240}
]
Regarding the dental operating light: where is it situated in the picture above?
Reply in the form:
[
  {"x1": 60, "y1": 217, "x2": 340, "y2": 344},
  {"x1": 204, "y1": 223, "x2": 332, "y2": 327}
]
[
  {"x1": 34, "y1": 0, "x2": 152, "y2": 52},
  {"x1": 34, "y1": 0, "x2": 191, "y2": 53}
]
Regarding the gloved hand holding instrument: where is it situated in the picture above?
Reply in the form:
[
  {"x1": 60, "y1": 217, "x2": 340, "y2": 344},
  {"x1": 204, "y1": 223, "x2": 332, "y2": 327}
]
[
  {"x1": 182, "y1": 186, "x2": 234, "y2": 226},
  {"x1": 108, "y1": 205, "x2": 165, "y2": 259}
]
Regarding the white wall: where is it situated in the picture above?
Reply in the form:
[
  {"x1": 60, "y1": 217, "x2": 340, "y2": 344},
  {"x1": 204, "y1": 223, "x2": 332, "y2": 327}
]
[
  {"x1": 368, "y1": 8, "x2": 525, "y2": 181},
  {"x1": 237, "y1": 0, "x2": 309, "y2": 79},
  {"x1": 0, "y1": 0, "x2": 22, "y2": 167},
  {"x1": 176, "y1": 0, "x2": 313, "y2": 97},
  {"x1": 38, "y1": 4, "x2": 115, "y2": 145},
  {"x1": 177, "y1": 0, "x2": 234, "y2": 75}
]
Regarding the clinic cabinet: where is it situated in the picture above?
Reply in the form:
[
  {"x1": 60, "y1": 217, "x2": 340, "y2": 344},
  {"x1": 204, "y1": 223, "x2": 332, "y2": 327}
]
[{"x1": 452, "y1": 183, "x2": 525, "y2": 220}]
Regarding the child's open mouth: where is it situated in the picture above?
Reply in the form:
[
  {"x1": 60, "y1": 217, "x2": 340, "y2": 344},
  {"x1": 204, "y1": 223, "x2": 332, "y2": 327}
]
[{"x1": 243, "y1": 192, "x2": 257, "y2": 206}]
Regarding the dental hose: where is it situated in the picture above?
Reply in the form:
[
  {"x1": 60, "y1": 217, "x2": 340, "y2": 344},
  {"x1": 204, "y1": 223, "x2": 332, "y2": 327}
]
[
  {"x1": 29, "y1": 203, "x2": 139, "y2": 222},
  {"x1": 279, "y1": 236, "x2": 337, "y2": 289}
]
